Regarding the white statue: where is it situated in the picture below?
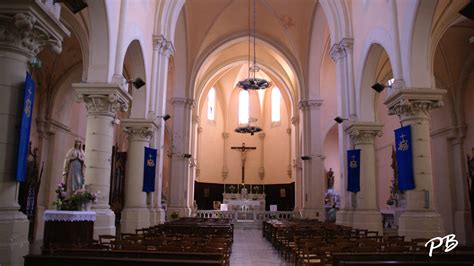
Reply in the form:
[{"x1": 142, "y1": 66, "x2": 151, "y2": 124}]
[{"x1": 62, "y1": 139, "x2": 86, "y2": 196}]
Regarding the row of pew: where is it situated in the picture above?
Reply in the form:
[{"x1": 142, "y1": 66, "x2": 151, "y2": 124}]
[
  {"x1": 262, "y1": 219, "x2": 474, "y2": 265},
  {"x1": 25, "y1": 218, "x2": 234, "y2": 266}
]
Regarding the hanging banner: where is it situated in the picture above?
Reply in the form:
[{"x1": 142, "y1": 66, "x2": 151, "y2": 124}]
[
  {"x1": 395, "y1": 125, "x2": 415, "y2": 190},
  {"x1": 347, "y1": 149, "x2": 361, "y2": 193},
  {"x1": 143, "y1": 147, "x2": 157, "y2": 192},
  {"x1": 16, "y1": 72, "x2": 35, "y2": 182}
]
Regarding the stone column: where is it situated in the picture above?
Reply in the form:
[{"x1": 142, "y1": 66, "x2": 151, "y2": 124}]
[
  {"x1": 287, "y1": 128, "x2": 292, "y2": 179},
  {"x1": 448, "y1": 129, "x2": 473, "y2": 245},
  {"x1": 258, "y1": 132, "x2": 265, "y2": 180},
  {"x1": 345, "y1": 122, "x2": 383, "y2": 233},
  {"x1": 0, "y1": 5, "x2": 68, "y2": 265},
  {"x1": 74, "y1": 84, "x2": 131, "y2": 237},
  {"x1": 121, "y1": 119, "x2": 157, "y2": 233},
  {"x1": 195, "y1": 126, "x2": 202, "y2": 178},
  {"x1": 330, "y1": 39, "x2": 354, "y2": 226},
  {"x1": 168, "y1": 98, "x2": 194, "y2": 218},
  {"x1": 150, "y1": 35, "x2": 174, "y2": 224},
  {"x1": 222, "y1": 132, "x2": 229, "y2": 180},
  {"x1": 291, "y1": 116, "x2": 303, "y2": 210},
  {"x1": 299, "y1": 99, "x2": 325, "y2": 219},
  {"x1": 384, "y1": 88, "x2": 446, "y2": 239}
]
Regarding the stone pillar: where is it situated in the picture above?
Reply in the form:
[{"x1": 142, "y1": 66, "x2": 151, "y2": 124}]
[
  {"x1": 150, "y1": 35, "x2": 174, "y2": 224},
  {"x1": 448, "y1": 130, "x2": 473, "y2": 245},
  {"x1": 121, "y1": 119, "x2": 157, "y2": 233},
  {"x1": 292, "y1": 116, "x2": 303, "y2": 210},
  {"x1": 384, "y1": 88, "x2": 446, "y2": 239},
  {"x1": 258, "y1": 132, "x2": 265, "y2": 180},
  {"x1": 195, "y1": 126, "x2": 202, "y2": 178},
  {"x1": 299, "y1": 99, "x2": 325, "y2": 219},
  {"x1": 74, "y1": 84, "x2": 131, "y2": 237},
  {"x1": 287, "y1": 128, "x2": 292, "y2": 179},
  {"x1": 0, "y1": 5, "x2": 68, "y2": 265},
  {"x1": 330, "y1": 39, "x2": 354, "y2": 227},
  {"x1": 168, "y1": 98, "x2": 194, "y2": 218},
  {"x1": 222, "y1": 132, "x2": 229, "y2": 180},
  {"x1": 345, "y1": 122, "x2": 383, "y2": 233}
]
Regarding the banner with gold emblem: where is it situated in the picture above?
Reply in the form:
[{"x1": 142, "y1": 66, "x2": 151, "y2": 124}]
[
  {"x1": 395, "y1": 125, "x2": 415, "y2": 190},
  {"x1": 347, "y1": 149, "x2": 361, "y2": 192},
  {"x1": 143, "y1": 147, "x2": 157, "y2": 192},
  {"x1": 16, "y1": 72, "x2": 35, "y2": 182}
]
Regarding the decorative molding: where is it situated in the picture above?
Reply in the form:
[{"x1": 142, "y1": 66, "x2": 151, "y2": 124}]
[
  {"x1": 286, "y1": 128, "x2": 291, "y2": 135},
  {"x1": 345, "y1": 122, "x2": 383, "y2": 145},
  {"x1": 298, "y1": 99, "x2": 323, "y2": 110},
  {"x1": 222, "y1": 132, "x2": 229, "y2": 139},
  {"x1": 171, "y1": 97, "x2": 194, "y2": 108},
  {"x1": 153, "y1": 34, "x2": 174, "y2": 58},
  {"x1": 384, "y1": 88, "x2": 446, "y2": 118},
  {"x1": 122, "y1": 119, "x2": 158, "y2": 141},
  {"x1": 0, "y1": 7, "x2": 70, "y2": 57},
  {"x1": 291, "y1": 116, "x2": 299, "y2": 125},
  {"x1": 74, "y1": 84, "x2": 131, "y2": 117},
  {"x1": 197, "y1": 126, "x2": 203, "y2": 133},
  {"x1": 329, "y1": 38, "x2": 354, "y2": 62},
  {"x1": 258, "y1": 132, "x2": 266, "y2": 139}
]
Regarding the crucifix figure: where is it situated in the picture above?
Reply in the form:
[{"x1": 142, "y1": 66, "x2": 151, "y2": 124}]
[{"x1": 231, "y1": 142, "x2": 256, "y2": 184}]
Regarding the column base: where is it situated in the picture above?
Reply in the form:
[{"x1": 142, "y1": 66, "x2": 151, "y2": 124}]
[
  {"x1": 93, "y1": 208, "x2": 116, "y2": 238},
  {"x1": 121, "y1": 207, "x2": 151, "y2": 234},
  {"x1": 0, "y1": 210, "x2": 29, "y2": 266},
  {"x1": 453, "y1": 210, "x2": 473, "y2": 245},
  {"x1": 398, "y1": 210, "x2": 445, "y2": 240},
  {"x1": 351, "y1": 209, "x2": 383, "y2": 233},
  {"x1": 336, "y1": 209, "x2": 353, "y2": 227},
  {"x1": 150, "y1": 208, "x2": 166, "y2": 225},
  {"x1": 301, "y1": 208, "x2": 324, "y2": 221},
  {"x1": 167, "y1": 207, "x2": 191, "y2": 221},
  {"x1": 34, "y1": 205, "x2": 47, "y2": 241}
]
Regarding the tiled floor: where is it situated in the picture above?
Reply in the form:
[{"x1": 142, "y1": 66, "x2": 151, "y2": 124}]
[{"x1": 229, "y1": 228, "x2": 291, "y2": 266}]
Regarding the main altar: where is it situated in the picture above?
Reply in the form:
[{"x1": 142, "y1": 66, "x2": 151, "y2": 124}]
[{"x1": 222, "y1": 193, "x2": 265, "y2": 211}]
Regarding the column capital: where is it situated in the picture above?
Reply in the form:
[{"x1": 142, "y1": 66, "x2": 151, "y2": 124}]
[
  {"x1": 345, "y1": 122, "x2": 383, "y2": 145},
  {"x1": 172, "y1": 97, "x2": 195, "y2": 108},
  {"x1": 330, "y1": 38, "x2": 353, "y2": 62},
  {"x1": 74, "y1": 83, "x2": 131, "y2": 117},
  {"x1": 0, "y1": 7, "x2": 70, "y2": 58},
  {"x1": 153, "y1": 34, "x2": 174, "y2": 57},
  {"x1": 384, "y1": 88, "x2": 446, "y2": 118},
  {"x1": 291, "y1": 116, "x2": 299, "y2": 125},
  {"x1": 298, "y1": 99, "x2": 323, "y2": 110},
  {"x1": 122, "y1": 119, "x2": 158, "y2": 141}
]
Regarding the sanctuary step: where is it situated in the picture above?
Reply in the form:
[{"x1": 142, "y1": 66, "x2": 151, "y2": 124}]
[{"x1": 233, "y1": 220, "x2": 261, "y2": 230}]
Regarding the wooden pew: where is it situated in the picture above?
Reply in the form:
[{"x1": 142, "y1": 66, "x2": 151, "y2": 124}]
[
  {"x1": 332, "y1": 252, "x2": 474, "y2": 266},
  {"x1": 24, "y1": 255, "x2": 222, "y2": 266}
]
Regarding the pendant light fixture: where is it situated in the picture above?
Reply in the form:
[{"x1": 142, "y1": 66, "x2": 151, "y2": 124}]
[{"x1": 237, "y1": 0, "x2": 270, "y2": 91}]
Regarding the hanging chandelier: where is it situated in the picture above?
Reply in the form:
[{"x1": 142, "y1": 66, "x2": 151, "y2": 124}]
[
  {"x1": 237, "y1": 0, "x2": 270, "y2": 91},
  {"x1": 235, "y1": 118, "x2": 262, "y2": 136}
]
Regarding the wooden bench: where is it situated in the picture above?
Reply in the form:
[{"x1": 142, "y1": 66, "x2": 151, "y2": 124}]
[
  {"x1": 24, "y1": 255, "x2": 222, "y2": 266},
  {"x1": 332, "y1": 252, "x2": 474, "y2": 266}
]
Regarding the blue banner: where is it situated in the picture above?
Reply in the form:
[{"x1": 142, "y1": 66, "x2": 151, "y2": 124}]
[
  {"x1": 347, "y1": 149, "x2": 361, "y2": 193},
  {"x1": 395, "y1": 125, "x2": 415, "y2": 190},
  {"x1": 143, "y1": 147, "x2": 157, "y2": 192},
  {"x1": 16, "y1": 73, "x2": 35, "y2": 182}
]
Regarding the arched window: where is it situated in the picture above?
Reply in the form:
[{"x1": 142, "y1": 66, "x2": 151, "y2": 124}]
[
  {"x1": 387, "y1": 78, "x2": 394, "y2": 87},
  {"x1": 207, "y1": 87, "x2": 216, "y2": 120},
  {"x1": 239, "y1": 90, "x2": 249, "y2": 124},
  {"x1": 271, "y1": 87, "x2": 281, "y2": 122}
]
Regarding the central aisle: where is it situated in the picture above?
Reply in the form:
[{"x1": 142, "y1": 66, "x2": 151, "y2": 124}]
[{"x1": 229, "y1": 228, "x2": 291, "y2": 266}]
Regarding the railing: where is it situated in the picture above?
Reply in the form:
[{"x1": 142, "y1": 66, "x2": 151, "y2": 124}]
[{"x1": 195, "y1": 210, "x2": 297, "y2": 221}]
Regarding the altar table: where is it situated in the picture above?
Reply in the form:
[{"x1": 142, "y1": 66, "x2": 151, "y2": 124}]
[{"x1": 42, "y1": 210, "x2": 95, "y2": 253}]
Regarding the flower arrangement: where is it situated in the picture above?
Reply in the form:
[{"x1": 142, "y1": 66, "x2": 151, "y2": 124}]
[
  {"x1": 53, "y1": 182, "x2": 99, "y2": 211},
  {"x1": 70, "y1": 187, "x2": 99, "y2": 206}
]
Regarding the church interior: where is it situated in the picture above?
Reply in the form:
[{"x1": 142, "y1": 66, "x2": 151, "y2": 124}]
[{"x1": 1, "y1": 0, "x2": 474, "y2": 265}]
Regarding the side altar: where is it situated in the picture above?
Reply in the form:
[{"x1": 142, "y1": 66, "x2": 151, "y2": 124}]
[{"x1": 222, "y1": 193, "x2": 265, "y2": 211}]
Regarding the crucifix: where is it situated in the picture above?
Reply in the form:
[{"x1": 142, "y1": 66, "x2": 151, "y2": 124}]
[{"x1": 231, "y1": 142, "x2": 256, "y2": 184}]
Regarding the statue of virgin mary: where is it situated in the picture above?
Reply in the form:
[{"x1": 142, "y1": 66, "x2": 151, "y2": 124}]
[{"x1": 62, "y1": 139, "x2": 86, "y2": 196}]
